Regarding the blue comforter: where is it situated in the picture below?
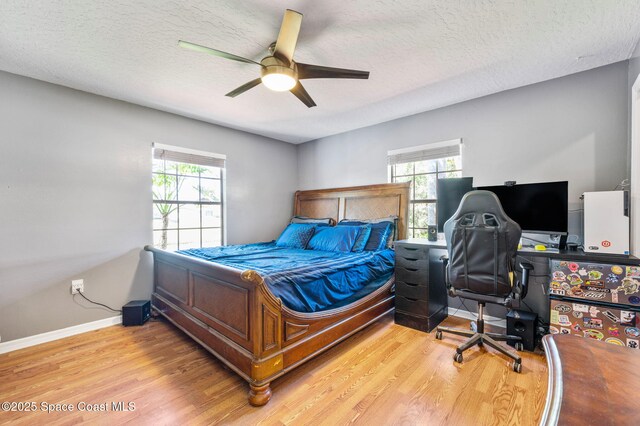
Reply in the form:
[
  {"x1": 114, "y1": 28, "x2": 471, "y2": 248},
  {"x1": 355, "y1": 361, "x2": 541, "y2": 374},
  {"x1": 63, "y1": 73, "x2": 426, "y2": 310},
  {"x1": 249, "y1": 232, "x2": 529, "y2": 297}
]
[{"x1": 178, "y1": 242, "x2": 394, "y2": 312}]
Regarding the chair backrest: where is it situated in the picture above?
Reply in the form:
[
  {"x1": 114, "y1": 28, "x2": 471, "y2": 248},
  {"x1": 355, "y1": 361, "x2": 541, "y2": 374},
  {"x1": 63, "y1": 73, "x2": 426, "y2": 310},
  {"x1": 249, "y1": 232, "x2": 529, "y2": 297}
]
[{"x1": 444, "y1": 190, "x2": 522, "y2": 296}]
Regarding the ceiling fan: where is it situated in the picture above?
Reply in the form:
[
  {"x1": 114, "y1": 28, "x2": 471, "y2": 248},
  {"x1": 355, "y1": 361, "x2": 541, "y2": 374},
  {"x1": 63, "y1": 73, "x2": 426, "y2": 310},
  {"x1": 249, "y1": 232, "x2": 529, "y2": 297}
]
[{"x1": 178, "y1": 9, "x2": 370, "y2": 108}]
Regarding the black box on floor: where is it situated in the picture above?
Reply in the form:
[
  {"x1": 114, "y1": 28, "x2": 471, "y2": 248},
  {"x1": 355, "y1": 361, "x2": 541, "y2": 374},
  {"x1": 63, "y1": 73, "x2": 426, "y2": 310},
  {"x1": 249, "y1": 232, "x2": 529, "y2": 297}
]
[
  {"x1": 506, "y1": 309, "x2": 538, "y2": 351},
  {"x1": 122, "y1": 300, "x2": 151, "y2": 326}
]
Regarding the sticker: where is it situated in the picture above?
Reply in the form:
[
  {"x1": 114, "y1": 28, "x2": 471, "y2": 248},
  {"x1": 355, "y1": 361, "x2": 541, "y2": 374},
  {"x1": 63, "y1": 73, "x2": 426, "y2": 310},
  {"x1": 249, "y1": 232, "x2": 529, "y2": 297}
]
[
  {"x1": 627, "y1": 339, "x2": 639, "y2": 349},
  {"x1": 603, "y1": 310, "x2": 619, "y2": 323},
  {"x1": 553, "y1": 271, "x2": 566, "y2": 281},
  {"x1": 568, "y1": 262, "x2": 579, "y2": 272},
  {"x1": 561, "y1": 282, "x2": 571, "y2": 291},
  {"x1": 560, "y1": 327, "x2": 571, "y2": 335},
  {"x1": 612, "y1": 290, "x2": 619, "y2": 304},
  {"x1": 616, "y1": 278, "x2": 640, "y2": 295},
  {"x1": 553, "y1": 303, "x2": 571, "y2": 313},
  {"x1": 625, "y1": 327, "x2": 640, "y2": 338},
  {"x1": 569, "y1": 287, "x2": 583, "y2": 297},
  {"x1": 550, "y1": 310, "x2": 560, "y2": 325},
  {"x1": 558, "y1": 314, "x2": 572, "y2": 326},
  {"x1": 629, "y1": 296, "x2": 640, "y2": 305},
  {"x1": 581, "y1": 286, "x2": 609, "y2": 293},
  {"x1": 588, "y1": 265, "x2": 604, "y2": 270},
  {"x1": 573, "y1": 303, "x2": 589, "y2": 313},
  {"x1": 550, "y1": 281, "x2": 563, "y2": 290},
  {"x1": 605, "y1": 337, "x2": 625, "y2": 346},
  {"x1": 572, "y1": 323, "x2": 582, "y2": 332},
  {"x1": 588, "y1": 270, "x2": 603, "y2": 280},
  {"x1": 602, "y1": 240, "x2": 612, "y2": 248},
  {"x1": 583, "y1": 317, "x2": 603, "y2": 329},
  {"x1": 584, "y1": 329, "x2": 604, "y2": 340},
  {"x1": 578, "y1": 268, "x2": 588, "y2": 276},
  {"x1": 589, "y1": 306, "x2": 601, "y2": 317},
  {"x1": 550, "y1": 289, "x2": 566, "y2": 296},
  {"x1": 572, "y1": 311, "x2": 584, "y2": 319},
  {"x1": 606, "y1": 273, "x2": 619, "y2": 284},
  {"x1": 620, "y1": 311, "x2": 636, "y2": 327},
  {"x1": 611, "y1": 265, "x2": 623, "y2": 275},
  {"x1": 627, "y1": 267, "x2": 640, "y2": 277},
  {"x1": 559, "y1": 261, "x2": 568, "y2": 267},
  {"x1": 608, "y1": 327, "x2": 619, "y2": 336},
  {"x1": 568, "y1": 273, "x2": 583, "y2": 285},
  {"x1": 549, "y1": 326, "x2": 560, "y2": 334},
  {"x1": 583, "y1": 291, "x2": 606, "y2": 299},
  {"x1": 585, "y1": 280, "x2": 604, "y2": 288}
]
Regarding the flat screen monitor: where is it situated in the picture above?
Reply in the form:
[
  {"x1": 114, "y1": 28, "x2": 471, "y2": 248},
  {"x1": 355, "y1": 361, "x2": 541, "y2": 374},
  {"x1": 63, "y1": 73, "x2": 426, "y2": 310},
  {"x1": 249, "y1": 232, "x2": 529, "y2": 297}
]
[
  {"x1": 436, "y1": 177, "x2": 474, "y2": 232},
  {"x1": 477, "y1": 181, "x2": 568, "y2": 233}
]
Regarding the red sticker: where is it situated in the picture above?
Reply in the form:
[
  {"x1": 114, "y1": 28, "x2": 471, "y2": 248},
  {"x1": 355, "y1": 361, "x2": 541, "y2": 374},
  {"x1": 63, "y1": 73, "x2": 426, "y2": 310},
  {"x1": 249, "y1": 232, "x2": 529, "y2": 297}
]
[{"x1": 602, "y1": 240, "x2": 611, "y2": 247}]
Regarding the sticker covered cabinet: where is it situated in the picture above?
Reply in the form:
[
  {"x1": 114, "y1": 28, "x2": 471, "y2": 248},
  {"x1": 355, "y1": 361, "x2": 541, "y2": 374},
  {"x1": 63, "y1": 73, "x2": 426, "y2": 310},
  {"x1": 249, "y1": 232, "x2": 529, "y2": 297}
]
[{"x1": 548, "y1": 259, "x2": 640, "y2": 349}]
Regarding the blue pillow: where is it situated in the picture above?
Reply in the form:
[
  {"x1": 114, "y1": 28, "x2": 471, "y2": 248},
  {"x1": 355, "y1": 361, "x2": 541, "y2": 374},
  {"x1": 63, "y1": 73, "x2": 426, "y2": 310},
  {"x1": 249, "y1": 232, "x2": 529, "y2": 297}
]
[
  {"x1": 275, "y1": 223, "x2": 316, "y2": 249},
  {"x1": 339, "y1": 220, "x2": 394, "y2": 251},
  {"x1": 352, "y1": 225, "x2": 372, "y2": 252},
  {"x1": 307, "y1": 226, "x2": 360, "y2": 252}
]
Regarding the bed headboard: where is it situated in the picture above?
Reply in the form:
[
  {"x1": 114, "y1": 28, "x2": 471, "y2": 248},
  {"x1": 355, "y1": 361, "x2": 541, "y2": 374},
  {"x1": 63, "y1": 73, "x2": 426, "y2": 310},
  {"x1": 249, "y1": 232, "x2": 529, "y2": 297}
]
[{"x1": 293, "y1": 182, "x2": 411, "y2": 240}]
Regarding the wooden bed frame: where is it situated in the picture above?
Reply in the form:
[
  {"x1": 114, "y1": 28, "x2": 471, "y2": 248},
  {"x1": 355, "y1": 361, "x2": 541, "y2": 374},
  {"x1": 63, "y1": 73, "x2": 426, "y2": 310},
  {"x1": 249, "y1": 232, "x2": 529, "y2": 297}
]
[{"x1": 144, "y1": 182, "x2": 410, "y2": 406}]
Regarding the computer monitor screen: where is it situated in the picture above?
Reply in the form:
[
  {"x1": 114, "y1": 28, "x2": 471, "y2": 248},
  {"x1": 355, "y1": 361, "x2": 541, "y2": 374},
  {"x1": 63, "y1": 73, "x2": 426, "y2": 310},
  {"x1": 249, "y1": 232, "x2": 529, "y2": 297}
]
[
  {"x1": 478, "y1": 181, "x2": 568, "y2": 233},
  {"x1": 436, "y1": 177, "x2": 474, "y2": 232}
]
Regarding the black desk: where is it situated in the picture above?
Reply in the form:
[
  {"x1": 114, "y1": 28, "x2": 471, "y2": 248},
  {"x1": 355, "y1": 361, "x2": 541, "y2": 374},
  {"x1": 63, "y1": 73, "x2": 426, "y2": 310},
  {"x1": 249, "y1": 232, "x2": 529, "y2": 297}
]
[{"x1": 397, "y1": 238, "x2": 640, "y2": 325}]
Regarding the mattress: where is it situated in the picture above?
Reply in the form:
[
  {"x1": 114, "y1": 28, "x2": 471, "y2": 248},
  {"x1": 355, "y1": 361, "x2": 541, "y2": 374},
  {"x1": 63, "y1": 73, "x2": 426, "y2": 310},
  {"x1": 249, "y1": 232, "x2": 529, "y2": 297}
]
[{"x1": 178, "y1": 242, "x2": 395, "y2": 312}]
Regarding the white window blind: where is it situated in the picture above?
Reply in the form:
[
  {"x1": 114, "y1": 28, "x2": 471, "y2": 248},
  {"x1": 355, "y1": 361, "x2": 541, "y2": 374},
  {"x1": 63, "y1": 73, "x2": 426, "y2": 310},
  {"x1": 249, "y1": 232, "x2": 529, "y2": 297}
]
[
  {"x1": 153, "y1": 148, "x2": 225, "y2": 169},
  {"x1": 387, "y1": 139, "x2": 461, "y2": 165}
]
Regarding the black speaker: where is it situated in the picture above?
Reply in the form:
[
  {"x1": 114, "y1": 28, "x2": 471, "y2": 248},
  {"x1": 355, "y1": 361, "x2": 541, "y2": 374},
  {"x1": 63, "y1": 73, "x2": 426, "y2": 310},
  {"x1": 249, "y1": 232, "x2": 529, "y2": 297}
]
[
  {"x1": 427, "y1": 225, "x2": 438, "y2": 242},
  {"x1": 122, "y1": 300, "x2": 151, "y2": 326},
  {"x1": 506, "y1": 309, "x2": 538, "y2": 351}
]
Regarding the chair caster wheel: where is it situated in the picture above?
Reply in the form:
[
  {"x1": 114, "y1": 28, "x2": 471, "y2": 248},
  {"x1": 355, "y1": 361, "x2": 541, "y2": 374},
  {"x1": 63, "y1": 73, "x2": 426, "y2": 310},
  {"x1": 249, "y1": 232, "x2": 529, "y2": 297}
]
[
  {"x1": 454, "y1": 352, "x2": 463, "y2": 363},
  {"x1": 515, "y1": 342, "x2": 524, "y2": 351},
  {"x1": 513, "y1": 361, "x2": 522, "y2": 373},
  {"x1": 435, "y1": 331, "x2": 443, "y2": 340}
]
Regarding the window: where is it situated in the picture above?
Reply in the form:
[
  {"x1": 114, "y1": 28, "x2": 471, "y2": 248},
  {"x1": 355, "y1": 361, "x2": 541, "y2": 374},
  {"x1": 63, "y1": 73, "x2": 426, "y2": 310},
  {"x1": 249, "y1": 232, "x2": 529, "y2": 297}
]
[
  {"x1": 388, "y1": 140, "x2": 462, "y2": 238},
  {"x1": 152, "y1": 145, "x2": 225, "y2": 251}
]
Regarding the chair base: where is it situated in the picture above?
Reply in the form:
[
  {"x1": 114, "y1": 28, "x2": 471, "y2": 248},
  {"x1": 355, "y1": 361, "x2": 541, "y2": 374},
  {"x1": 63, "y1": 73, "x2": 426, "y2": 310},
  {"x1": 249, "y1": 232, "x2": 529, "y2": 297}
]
[{"x1": 436, "y1": 325, "x2": 524, "y2": 373}]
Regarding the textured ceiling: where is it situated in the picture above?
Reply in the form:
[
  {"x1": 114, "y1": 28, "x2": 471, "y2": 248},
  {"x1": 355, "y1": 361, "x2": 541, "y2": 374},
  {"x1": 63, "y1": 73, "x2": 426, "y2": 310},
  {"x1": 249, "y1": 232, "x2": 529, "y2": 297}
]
[{"x1": 1, "y1": 1, "x2": 640, "y2": 144}]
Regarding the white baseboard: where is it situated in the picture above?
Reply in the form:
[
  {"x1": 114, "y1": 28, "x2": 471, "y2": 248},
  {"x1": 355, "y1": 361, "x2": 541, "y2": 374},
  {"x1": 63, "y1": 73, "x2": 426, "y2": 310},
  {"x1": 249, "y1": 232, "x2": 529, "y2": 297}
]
[
  {"x1": 448, "y1": 307, "x2": 507, "y2": 329},
  {"x1": 0, "y1": 316, "x2": 122, "y2": 355}
]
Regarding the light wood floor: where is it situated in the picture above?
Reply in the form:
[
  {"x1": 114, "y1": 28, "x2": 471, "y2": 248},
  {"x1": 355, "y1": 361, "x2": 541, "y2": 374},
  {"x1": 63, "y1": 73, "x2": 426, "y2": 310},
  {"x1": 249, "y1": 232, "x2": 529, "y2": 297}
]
[{"x1": 0, "y1": 314, "x2": 547, "y2": 425}]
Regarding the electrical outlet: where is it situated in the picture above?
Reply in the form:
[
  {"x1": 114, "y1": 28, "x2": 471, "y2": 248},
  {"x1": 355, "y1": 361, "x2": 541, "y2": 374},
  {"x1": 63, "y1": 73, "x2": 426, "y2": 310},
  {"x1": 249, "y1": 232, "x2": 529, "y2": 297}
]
[{"x1": 71, "y1": 279, "x2": 84, "y2": 294}]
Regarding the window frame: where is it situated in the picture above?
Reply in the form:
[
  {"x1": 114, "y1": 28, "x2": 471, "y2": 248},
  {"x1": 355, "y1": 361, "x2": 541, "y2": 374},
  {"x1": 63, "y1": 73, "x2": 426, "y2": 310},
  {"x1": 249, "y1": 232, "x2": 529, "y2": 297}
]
[
  {"x1": 152, "y1": 147, "x2": 226, "y2": 251},
  {"x1": 388, "y1": 142, "x2": 462, "y2": 239}
]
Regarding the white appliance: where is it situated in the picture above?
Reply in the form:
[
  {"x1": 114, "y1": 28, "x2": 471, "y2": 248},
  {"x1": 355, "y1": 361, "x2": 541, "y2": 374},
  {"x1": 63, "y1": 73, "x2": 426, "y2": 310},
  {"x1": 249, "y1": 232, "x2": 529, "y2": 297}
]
[{"x1": 584, "y1": 191, "x2": 629, "y2": 255}]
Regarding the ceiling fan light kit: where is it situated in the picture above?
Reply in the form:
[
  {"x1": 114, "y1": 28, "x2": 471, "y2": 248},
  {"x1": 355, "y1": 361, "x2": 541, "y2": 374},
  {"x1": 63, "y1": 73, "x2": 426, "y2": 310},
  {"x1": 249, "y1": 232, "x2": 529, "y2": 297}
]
[
  {"x1": 260, "y1": 56, "x2": 297, "y2": 91},
  {"x1": 178, "y1": 9, "x2": 370, "y2": 107}
]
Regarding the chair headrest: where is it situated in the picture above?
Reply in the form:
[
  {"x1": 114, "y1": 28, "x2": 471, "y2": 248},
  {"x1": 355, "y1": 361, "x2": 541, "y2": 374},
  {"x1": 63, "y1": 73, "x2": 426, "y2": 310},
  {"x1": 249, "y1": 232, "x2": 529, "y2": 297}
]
[
  {"x1": 452, "y1": 190, "x2": 510, "y2": 219},
  {"x1": 444, "y1": 190, "x2": 521, "y2": 235}
]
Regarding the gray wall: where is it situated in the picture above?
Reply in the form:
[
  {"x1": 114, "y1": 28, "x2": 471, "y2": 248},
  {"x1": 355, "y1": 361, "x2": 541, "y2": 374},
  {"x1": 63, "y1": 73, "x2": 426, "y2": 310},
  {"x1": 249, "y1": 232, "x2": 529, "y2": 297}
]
[
  {"x1": 298, "y1": 61, "x2": 630, "y2": 320},
  {"x1": 0, "y1": 71, "x2": 298, "y2": 342},
  {"x1": 299, "y1": 62, "x2": 628, "y2": 199}
]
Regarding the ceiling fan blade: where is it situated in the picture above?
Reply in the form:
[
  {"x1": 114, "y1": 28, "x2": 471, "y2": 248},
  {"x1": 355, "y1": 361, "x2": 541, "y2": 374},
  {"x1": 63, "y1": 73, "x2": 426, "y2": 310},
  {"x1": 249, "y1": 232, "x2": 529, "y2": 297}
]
[
  {"x1": 297, "y1": 63, "x2": 370, "y2": 80},
  {"x1": 225, "y1": 78, "x2": 262, "y2": 98},
  {"x1": 178, "y1": 40, "x2": 263, "y2": 66},
  {"x1": 274, "y1": 9, "x2": 303, "y2": 64},
  {"x1": 290, "y1": 82, "x2": 316, "y2": 108}
]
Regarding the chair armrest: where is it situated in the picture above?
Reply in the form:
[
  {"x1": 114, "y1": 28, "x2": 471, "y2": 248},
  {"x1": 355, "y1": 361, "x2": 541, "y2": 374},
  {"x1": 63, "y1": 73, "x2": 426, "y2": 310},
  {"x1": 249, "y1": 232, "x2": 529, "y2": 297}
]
[
  {"x1": 518, "y1": 261, "x2": 534, "y2": 299},
  {"x1": 440, "y1": 255, "x2": 455, "y2": 296}
]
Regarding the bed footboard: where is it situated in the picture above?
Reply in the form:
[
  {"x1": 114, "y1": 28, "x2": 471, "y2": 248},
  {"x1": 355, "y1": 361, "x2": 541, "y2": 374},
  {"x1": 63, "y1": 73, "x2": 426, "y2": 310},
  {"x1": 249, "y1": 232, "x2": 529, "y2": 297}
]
[{"x1": 144, "y1": 245, "x2": 395, "y2": 406}]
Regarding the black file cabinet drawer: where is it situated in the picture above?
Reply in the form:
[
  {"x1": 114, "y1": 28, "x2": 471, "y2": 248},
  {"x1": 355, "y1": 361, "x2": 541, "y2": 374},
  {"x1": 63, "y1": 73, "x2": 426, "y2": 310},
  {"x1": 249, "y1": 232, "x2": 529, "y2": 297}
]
[
  {"x1": 394, "y1": 239, "x2": 448, "y2": 333},
  {"x1": 395, "y1": 281, "x2": 428, "y2": 301}
]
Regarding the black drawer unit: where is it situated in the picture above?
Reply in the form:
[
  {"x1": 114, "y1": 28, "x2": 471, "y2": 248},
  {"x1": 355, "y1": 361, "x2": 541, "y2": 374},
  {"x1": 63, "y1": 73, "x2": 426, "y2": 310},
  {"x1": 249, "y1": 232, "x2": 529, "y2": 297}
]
[{"x1": 394, "y1": 239, "x2": 448, "y2": 332}]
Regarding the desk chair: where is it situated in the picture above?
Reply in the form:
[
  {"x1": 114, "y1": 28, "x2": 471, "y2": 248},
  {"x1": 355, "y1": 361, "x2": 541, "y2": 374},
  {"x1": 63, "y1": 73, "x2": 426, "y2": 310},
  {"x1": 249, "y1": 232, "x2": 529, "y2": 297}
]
[{"x1": 435, "y1": 191, "x2": 533, "y2": 373}]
